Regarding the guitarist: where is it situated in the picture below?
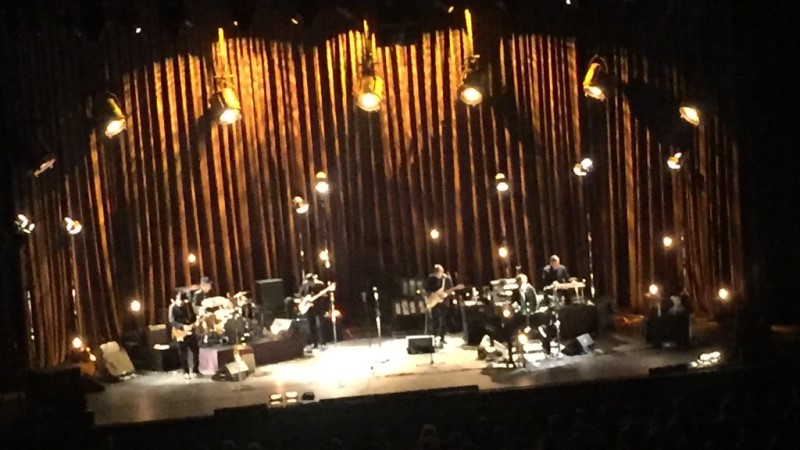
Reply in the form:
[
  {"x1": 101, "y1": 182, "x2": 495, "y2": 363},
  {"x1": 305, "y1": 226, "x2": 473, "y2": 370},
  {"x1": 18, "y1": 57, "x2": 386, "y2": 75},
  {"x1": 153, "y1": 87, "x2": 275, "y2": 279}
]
[
  {"x1": 299, "y1": 273, "x2": 328, "y2": 349},
  {"x1": 169, "y1": 294, "x2": 200, "y2": 379},
  {"x1": 424, "y1": 264, "x2": 454, "y2": 346}
]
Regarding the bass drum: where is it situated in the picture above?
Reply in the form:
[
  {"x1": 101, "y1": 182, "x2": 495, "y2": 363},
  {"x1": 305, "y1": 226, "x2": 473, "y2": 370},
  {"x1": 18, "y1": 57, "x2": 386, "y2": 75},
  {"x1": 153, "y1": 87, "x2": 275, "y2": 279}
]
[{"x1": 224, "y1": 315, "x2": 248, "y2": 344}]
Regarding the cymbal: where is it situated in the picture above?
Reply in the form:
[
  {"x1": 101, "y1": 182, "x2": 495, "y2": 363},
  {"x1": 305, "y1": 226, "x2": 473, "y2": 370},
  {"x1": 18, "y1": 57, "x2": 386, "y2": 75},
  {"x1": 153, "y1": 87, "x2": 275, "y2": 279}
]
[{"x1": 232, "y1": 291, "x2": 250, "y2": 299}]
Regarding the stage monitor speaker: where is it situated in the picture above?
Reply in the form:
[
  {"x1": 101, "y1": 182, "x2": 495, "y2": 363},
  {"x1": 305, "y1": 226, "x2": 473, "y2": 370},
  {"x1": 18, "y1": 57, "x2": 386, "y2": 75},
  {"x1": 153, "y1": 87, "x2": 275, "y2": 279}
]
[
  {"x1": 576, "y1": 333, "x2": 594, "y2": 352},
  {"x1": 99, "y1": 341, "x2": 135, "y2": 377},
  {"x1": 256, "y1": 278, "x2": 285, "y2": 316},
  {"x1": 407, "y1": 335, "x2": 434, "y2": 354},
  {"x1": 241, "y1": 352, "x2": 256, "y2": 373},
  {"x1": 225, "y1": 360, "x2": 250, "y2": 379},
  {"x1": 147, "y1": 324, "x2": 169, "y2": 347}
]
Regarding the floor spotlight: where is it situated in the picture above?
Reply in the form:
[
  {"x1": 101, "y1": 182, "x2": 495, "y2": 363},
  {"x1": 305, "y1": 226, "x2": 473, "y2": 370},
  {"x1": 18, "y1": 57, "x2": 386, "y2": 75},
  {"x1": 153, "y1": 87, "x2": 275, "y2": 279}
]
[
  {"x1": 679, "y1": 104, "x2": 701, "y2": 126},
  {"x1": 15, "y1": 214, "x2": 35, "y2": 234},
  {"x1": 582, "y1": 57, "x2": 608, "y2": 101},
  {"x1": 97, "y1": 94, "x2": 127, "y2": 138},
  {"x1": 293, "y1": 196, "x2": 310, "y2": 214},
  {"x1": 64, "y1": 217, "x2": 83, "y2": 235},
  {"x1": 495, "y1": 173, "x2": 510, "y2": 192},
  {"x1": 210, "y1": 87, "x2": 242, "y2": 125},
  {"x1": 458, "y1": 56, "x2": 484, "y2": 106},
  {"x1": 667, "y1": 152, "x2": 683, "y2": 170},
  {"x1": 314, "y1": 172, "x2": 330, "y2": 194}
]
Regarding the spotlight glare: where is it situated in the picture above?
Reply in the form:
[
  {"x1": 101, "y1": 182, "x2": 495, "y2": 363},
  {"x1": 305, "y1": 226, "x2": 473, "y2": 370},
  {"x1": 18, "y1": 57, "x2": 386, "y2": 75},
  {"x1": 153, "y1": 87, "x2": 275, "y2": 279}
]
[
  {"x1": 448, "y1": 6, "x2": 455, "y2": 13},
  {"x1": 72, "y1": 337, "x2": 84, "y2": 349},
  {"x1": 15, "y1": 214, "x2": 35, "y2": 234},
  {"x1": 582, "y1": 61, "x2": 606, "y2": 101},
  {"x1": 188, "y1": 253, "x2": 197, "y2": 264},
  {"x1": 135, "y1": 27, "x2": 142, "y2": 34},
  {"x1": 573, "y1": 163, "x2": 587, "y2": 177},
  {"x1": 662, "y1": 236, "x2": 674, "y2": 248},
  {"x1": 458, "y1": 85, "x2": 483, "y2": 106},
  {"x1": 502, "y1": 308, "x2": 512, "y2": 318},
  {"x1": 293, "y1": 196, "x2": 310, "y2": 214},
  {"x1": 517, "y1": 333, "x2": 528, "y2": 345},
  {"x1": 495, "y1": 173, "x2": 510, "y2": 192},
  {"x1": 429, "y1": 228, "x2": 440, "y2": 240},
  {"x1": 130, "y1": 299, "x2": 142, "y2": 313},
  {"x1": 356, "y1": 75, "x2": 384, "y2": 112},
  {"x1": 211, "y1": 87, "x2": 242, "y2": 125},
  {"x1": 291, "y1": 17, "x2": 300, "y2": 25},
  {"x1": 667, "y1": 152, "x2": 683, "y2": 170},
  {"x1": 99, "y1": 95, "x2": 127, "y2": 138},
  {"x1": 498, "y1": 246, "x2": 509, "y2": 259},
  {"x1": 314, "y1": 172, "x2": 330, "y2": 194},
  {"x1": 319, "y1": 249, "x2": 330, "y2": 262},
  {"x1": 648, "y1": 283, "x2": 659, "y2": 295},
  {"x1": 718, "y1": 288, "x2": 730, "y2": 301},
  {"x1": 64, "y1": 217, "x2": 83, "y2": 235},
  {"x1": 679, "y1": 105, "x2": 701, "y2": 126}
]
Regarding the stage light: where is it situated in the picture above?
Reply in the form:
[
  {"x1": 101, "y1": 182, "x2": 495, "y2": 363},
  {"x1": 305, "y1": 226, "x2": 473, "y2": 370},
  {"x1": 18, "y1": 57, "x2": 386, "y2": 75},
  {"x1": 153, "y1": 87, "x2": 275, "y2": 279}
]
[
  {"x1": 291, "y1": 16, "x2": 301, "y2": 25},
  {"x1": 502, "y1": 308, "x2": 512, "y2": 318},
  {"x1": 718, "y1": 287, "x2": 730, "y2": 301},
  {"x1": 319, "y1": 249, "x2": 330, "y2": 262},
  {"x1": 498, "y1": 246, "x2": 509, "y2": 259},
  {"x1": 269, "y1": 393, "x2": 284, "y2": 406},
  {"x1": 210, "y1": 87, "x2": 242, "y2": 125},
  {"x1": 15, "y1": 214, "x2": 35, "y2": 234},
  {"x1": 573, "y1": 158, "x2": 594, "y2": 177},
  {"x1": 32, "y1": 154, "x2": 56, "y2": 177},
  {"x1": 495, "y1": 173, "x2": 509, "y2": 192},
  {"x1": 458, "y1": 56, "x2": 484, "y2": 106},
  {"x1": 679, "y1": 105, "x2": 701, "y2": 126},
  {"x1": 72, "y1": 337, "x2": 84, "y2": 349},
  {"x1": 188, "y1": 253, "x2": 197, "y2": 264},
  {"x1": 97, "y1": 94, "x2": 127, "y2": 138},
  {"x1": 582, "y1": 58, "x2": 607, "y2": 101},
  {"x1": 648, "y1": 284, "x2": 659, "y2": 295},
  {"x1": 64, "y1": 217, "x2": 83, "y2": 235},
  {"x1": 130, "y1": 299, "x2": 142, "y2": 313},
  {"x1": 293, "y1": 196, "x2": 310, "y2": 214},
  {"x1": 314, "y1": 172, "x2": 330, "y2": 194},
  {"x1": 429, "y1": 228, "x2": 440, "y2": 240},
  {"x1": 448, "y1": 5, "x2": 455, "y2": 13},
  {"x1": 356, "y1": 75, "x2": 384, "y2": 112},
  {"x1": 135, "y1": 26, "x2": 142, "y2": 34},
  {"x1": 517, "y1": 333, "x2": 529, "y2": 345},
  {"x1": 285, "y1": 391, "x2": 299, "y2": 405},
  {"x1": 667, "y1": 152, "x2": 683, "y2": 170},
  {"x1": 662, "y1": 236, "x2": 674, "y2": 248}
]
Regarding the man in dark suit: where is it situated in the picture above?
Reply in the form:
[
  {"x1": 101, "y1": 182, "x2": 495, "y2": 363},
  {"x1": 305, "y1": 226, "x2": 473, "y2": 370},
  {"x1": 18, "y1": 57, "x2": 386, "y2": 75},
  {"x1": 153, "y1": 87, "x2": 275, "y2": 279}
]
[{"x1": 542, "y1": 255, "x2": 570, "y2": 306}]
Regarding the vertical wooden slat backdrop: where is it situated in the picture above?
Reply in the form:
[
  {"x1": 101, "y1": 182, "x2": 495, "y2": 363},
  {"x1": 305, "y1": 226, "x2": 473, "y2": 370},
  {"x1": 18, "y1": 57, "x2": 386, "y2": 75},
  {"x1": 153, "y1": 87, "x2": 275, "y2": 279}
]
[{"x1": 2, "y1": 18, "x2": 741, "y2": 366}]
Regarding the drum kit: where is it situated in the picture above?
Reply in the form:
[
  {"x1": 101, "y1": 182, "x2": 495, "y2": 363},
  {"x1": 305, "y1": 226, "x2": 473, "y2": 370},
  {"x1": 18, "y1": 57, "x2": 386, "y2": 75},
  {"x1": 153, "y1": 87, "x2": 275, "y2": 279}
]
[{"x1": 194, "y1": 291, "x2": 262, "y2": 345}]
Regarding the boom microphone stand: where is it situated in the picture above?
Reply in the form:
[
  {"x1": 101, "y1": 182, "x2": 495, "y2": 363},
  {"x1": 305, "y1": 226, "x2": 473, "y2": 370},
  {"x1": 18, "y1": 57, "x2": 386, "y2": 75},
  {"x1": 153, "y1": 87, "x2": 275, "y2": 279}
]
[{"x1": 370, "y1": 287, "x2": 389, "y2": 370}]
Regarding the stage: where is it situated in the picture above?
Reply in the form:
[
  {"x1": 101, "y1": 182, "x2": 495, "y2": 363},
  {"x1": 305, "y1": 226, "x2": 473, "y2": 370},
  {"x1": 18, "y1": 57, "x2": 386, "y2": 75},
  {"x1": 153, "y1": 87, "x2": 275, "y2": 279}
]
[{"x1": 88, "y1": 324, "x2": 728, "y2": 426}]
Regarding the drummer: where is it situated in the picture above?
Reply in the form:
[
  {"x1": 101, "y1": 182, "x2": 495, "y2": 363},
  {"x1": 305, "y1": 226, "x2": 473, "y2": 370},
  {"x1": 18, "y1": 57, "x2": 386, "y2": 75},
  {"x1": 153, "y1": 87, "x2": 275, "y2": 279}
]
[{"x1": 192, "y1": 276, "x2": 216, "y2": 308}]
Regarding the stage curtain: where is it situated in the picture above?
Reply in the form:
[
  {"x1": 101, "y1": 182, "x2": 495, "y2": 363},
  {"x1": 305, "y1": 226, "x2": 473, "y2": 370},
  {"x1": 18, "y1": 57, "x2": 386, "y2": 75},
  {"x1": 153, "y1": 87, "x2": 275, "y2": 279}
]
[{"x1": 2, "y1": 21, "x2": 741, "y2": 367}]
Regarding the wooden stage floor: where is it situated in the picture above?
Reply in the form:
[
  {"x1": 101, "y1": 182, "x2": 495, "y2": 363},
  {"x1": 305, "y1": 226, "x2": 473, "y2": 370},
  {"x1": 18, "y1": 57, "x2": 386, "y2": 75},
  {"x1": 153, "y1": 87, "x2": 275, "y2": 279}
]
[{"x1": 88, "y1": 328, "x2": 729, "y2": 426}]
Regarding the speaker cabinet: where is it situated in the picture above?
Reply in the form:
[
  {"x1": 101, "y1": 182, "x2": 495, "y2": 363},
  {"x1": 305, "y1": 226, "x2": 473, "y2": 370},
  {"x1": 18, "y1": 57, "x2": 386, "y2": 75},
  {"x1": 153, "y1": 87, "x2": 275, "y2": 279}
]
[
  {"x1": 99, "y1": 341, "x2": 135, "y2": 377},
  {"x1": 406, "y1": 335, "x2": 434, "y2": 354},
  {"x1": 225, "y1": 360, "x2": 250, "y2": 379},
  {"x1": 256, "y1": 279, "x2": 286, "y2": 316}
]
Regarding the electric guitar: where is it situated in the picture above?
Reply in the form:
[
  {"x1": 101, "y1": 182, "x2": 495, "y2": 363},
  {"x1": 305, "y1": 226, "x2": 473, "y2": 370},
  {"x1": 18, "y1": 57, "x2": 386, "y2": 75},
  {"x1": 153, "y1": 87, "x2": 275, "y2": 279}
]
[
  {"x1": 297, "y1": 283, "x2": 337, "y2": 315},
  {"x1": 171, "y1": 315, "x2": 205, "y2": 342},
  {"x1": 424, "y1": 284, "x2": 465, "y2": 309}
]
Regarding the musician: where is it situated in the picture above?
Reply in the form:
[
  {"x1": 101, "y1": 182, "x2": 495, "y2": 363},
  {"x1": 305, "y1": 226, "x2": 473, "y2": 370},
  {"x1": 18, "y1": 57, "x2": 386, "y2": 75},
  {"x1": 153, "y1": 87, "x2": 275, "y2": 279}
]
[
  {"x1": 542, "y1": 255, "x2": 570, "y2": 305},
  {"x1": 299, "y1": 273, "x2": 328, "y2": 349},
  {"x1": 424, "y1": 264, "x2": 454, "y2": 346},
  {"x1": 169, "y1": 294, "x2": 200, "y2": 379},
  {"x1": 511, "y1": 273, "x2": 538, "y2": 314},
  {"x1": 192, "y1": 276, "x2": 215, "y2": 308}
]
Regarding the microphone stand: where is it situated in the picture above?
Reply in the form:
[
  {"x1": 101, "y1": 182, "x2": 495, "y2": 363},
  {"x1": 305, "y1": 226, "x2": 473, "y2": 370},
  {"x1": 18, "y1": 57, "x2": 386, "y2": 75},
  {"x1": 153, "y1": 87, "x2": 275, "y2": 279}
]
[{"x1": 370, "y1": 286, "x2": 389, "y2": 369}]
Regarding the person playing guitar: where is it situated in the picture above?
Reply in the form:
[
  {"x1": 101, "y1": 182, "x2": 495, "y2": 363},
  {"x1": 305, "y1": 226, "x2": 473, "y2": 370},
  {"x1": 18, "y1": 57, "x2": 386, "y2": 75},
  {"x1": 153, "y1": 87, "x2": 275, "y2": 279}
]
[
  {"x1": 424, "y1": 264, "x2": 462, "y2": 347},
  {"x1": 298, "y1": 273, "x2": 330, "y2": 349},
  {"x1": 169, "y1": 293, "x2": 200, "y2": 379}
]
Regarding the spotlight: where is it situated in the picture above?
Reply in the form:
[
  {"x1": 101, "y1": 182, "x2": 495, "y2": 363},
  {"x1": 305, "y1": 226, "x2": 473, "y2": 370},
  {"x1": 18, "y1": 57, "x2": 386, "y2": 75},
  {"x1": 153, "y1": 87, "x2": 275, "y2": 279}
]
[
  {"x1": 662, "y1": 236, "x2": 674, "y2": 248},
  {"x1": 679, "y1": 105, "x2": 701, "y2": 126},
  {"x1": 269, "y1": 393, "x2": 284, "y2": 406},
  {"x1": 15, "y1": 214, "x2": 35, "y2": 234},
  {"x1": 429, "y1": 228, "x2": 440, "y2": 240},
  {"x1": 32, "y1": 154, "x2": 56, "y2": 177},
  {"x1": 72, "y1": 337, "x2": 84, "y2": 350},
  {"x1": 667, "y1": 152, "x2": 683, "y2": 170},
  {"x1": 135, "y1": 26, "x2": 142, "y2": 34},
  {"x1": 517, "y1": 333, "x2": 529, "y2": 345},
  {"x1": 130, "y1": 299, "x2": 142, "y2": 313},
  {"x1": 495, "y1": 173, "x2": 509, "y2": 192},
  {"x1": 285, "y1": 391, "x2": 299, "y2": 405},
  {"x1": 319, "y1": 249, "x2": 330, "y2": 262},
  {"x1": 573, "y1": 158, "x2": 594, "y2": 177},
  {"x1": 293, "y1": 196, "x2": 310, "y2": 214},
  {"x1": 582, "y1": 58, "x2": 607, "y2": 101},
  {"x1": 718, "y1": 288, "x2": 730, "y2": 301},
  {"x1": 502, "y1": 307, "x2": 512, "y2": 318},
  {"x1": 448, "y1": 6, "x2": 455, "y2": 13},
  {"x1": 210, "y1": 87, "x2": 242, "y2": 125},
  {"x1": 64, "y1": 217, "x2": 83, "y2": 235},
  {"x1": 356, "y1": 75, "x2": 384, "y2": 112},
  {"x1": 648, "y1": 284, "x2": 659, "y2": 296},
  {"x1": 498, "y1": 246, "x2": 509, "y2": 259},
  {"x1": 458, "y1": 56, "x2": 484, "y2": 106},
  {"x1": 290, "y1": 16, "x2": 301, "y2": 25},
  {"x1": 187, "y1": 253, "x2": 197, "y2": 264},
  {"x1": 314, "y1": 172, "x2": 330, "y2": 194},
  {"x1": 96, "y1": 94, "x2": 127, "y2": 138}
]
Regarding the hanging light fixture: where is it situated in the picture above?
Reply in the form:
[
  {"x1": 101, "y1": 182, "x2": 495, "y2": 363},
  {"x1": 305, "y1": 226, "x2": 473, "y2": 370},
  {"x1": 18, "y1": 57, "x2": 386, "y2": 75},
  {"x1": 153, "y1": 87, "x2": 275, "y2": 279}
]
[
  {"x1": 64, "y1": 217, "x2": 83, "y2": 235},
  {"x1": 679, "y1": 104, "x2": 701, "y2": 126},
  {"x1": 314, "y1": 172, "x2": 330, "y2": 194},
  {"x1": 582, "y1": 56, "x2": 608, "y2": 101},
  {"x1": 667, "y1": 152, "x2": 684, "y2": 170},
  {"x1": 356, "y1": 21, "x2": 384, "y2": 112},
  {"x1": 210, "y1": 28, "x2": 242, "y2": 125},
  {"x1": 573, "y1": 158, "x2": 594, "y2": 177},
  {"x1": 495, "y1": 173, "x2": 509, "y2": 192},
  {"x1": 15, "y1": 214, "x2": 35, "y2": 234},
  {"x1": 458, "y1": 10, "x2": 484, "y2": 106},
  {"x1": 293, "y1": 196, "x2": 310, "y2": 214},
  {"x1": 96, "y1": 93, "x2": 127, "y2": 138}
]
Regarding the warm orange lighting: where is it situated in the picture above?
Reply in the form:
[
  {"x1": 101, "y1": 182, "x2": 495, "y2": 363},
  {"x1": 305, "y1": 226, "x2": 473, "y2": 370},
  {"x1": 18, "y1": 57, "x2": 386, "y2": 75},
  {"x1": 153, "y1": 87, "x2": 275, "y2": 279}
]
[
  {"x1": 718, "y1": 288, "x2": 730, "y2": 301},
  {"x1": 679, "y1": 105, "x2": 701, "y2": 126},
  {"x1": 72, "y1": 337, "x2": 84, "y2": 349},
  {"x1": 314, "y1": 172, "x2": 330, "y2": 194},
  {"x1": 429, "y1": 229, "x2": 440, "y2": 240},
  {"x1": 662, "y1": 236, "x2": 674, "y2": 248},
  {"x1": 99, "y1": 95, "x2": 127, "y2": 138},
  {"x1": 582, "y1": 61, "x2": 606, "y2": 101},
  {"x1": 667, "y1": 152, "x2": 683, "y2": 170},
  {"x1": 319, "y1": 249, "x2": 330, "y2": 262},
  {"x1": 648, "y1": 284, "x2": 659, "y2": 295},
  {"x1": 293, "y1": 196, "x2": 310, "y2": 214},
  {"x1": 495, "y1": 173, "x2": 509, "y2": 192},
  {"x1": 458, "y1": 84, "x2": 483, "y2": 106},
  {"x1": 356, "y1": 75, "x2": 384, "y2": 112},
  {"x1": 130, "y1": 299, "x2": 142, "y2": 313},
  {"x1": 188, "y1": 253, "x2": 197, "y2": 264},
  {"x1": 211, "y1": 87, "x2": 242, "y2": 125},
  {"x1": 498, "y1": 246, "x2": 509, "y2": 259}
]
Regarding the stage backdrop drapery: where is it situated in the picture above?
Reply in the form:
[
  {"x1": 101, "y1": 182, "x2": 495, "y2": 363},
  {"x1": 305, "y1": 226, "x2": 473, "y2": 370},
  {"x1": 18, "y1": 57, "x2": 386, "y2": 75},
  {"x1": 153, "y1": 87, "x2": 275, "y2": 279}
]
[{"x1": 2, "y1": 22, "x2": 742, "y2": 367}]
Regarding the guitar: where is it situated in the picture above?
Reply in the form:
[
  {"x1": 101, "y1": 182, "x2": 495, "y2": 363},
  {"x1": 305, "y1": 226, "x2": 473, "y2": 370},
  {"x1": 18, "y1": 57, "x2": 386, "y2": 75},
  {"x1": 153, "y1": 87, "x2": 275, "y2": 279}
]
[
  {"x1": 424, "y1": 284, "x2": 465, "y2": 309},
  {"x1": 297, "y1": 282, "x2": 337, "y2": 315},
  {"x1": 171, "y1": 314, "x2": 205, "y2": 342}
]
